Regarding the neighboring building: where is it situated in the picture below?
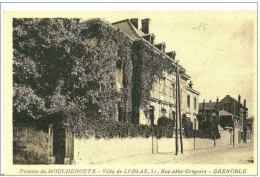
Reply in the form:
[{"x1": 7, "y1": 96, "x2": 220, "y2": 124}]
[
  {"x1": 199, "y1": 95, "x2": 249, "y2": 145},
  {"x1": 113, "y1": 18, "x2": 200, "y2": 127},
  {"x1": 246, "y1": 116, "x2": 254, "y2": 141},
  {"x1": 186, "y1": 81, "x2": 200, "y2": 130},
  {"x1": 218, "y1": 95, "x2": 248, "y2": 144}
]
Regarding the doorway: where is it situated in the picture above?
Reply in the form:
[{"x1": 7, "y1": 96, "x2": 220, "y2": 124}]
[
  {"x1": 149, "y1": 106, "x2": 155, "y2": 126},
  {"x1": 53, "y1": 124, "x2": 66, "y2": 164}
]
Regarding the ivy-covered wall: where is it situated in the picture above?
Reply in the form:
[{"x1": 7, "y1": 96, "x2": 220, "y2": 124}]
[
  {"x1": 131, "y1": 40, "x2": 177, "y2": 124},
  {"x1": 76, "y1": 20, "x2": 133, "y2": 122},
  {"x1": 13, "y1": 18, "x2": 195, "y2": 140}
]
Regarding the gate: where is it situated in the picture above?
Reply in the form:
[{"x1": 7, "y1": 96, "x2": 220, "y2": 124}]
[{"x1": 48, "y1": 124, "x2": 74, "y2": 164}]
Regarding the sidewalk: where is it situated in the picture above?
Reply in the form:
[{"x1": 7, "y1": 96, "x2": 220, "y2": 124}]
[{"x1": 103, "y1": 142, "x2": 254, "y2": 164}]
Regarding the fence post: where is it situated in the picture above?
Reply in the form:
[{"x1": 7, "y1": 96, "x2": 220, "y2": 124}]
[
  {"x1": 48, "y1": 124, "x2": 55, "y2": 164},
  {"x1": 193, "y1": 134, "x2": 195, "y2": 150},
  {"x1": 156, "y1": 138, "x2": 158, "y2": 153},
  {"x1": 152, "y1": 135, "x2": 154, "y2": 154}
]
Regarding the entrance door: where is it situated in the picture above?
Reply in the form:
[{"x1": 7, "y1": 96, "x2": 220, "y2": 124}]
[
  {"x1": 53, "y1": 125, "x2": 65, "y2": 164},
  {"x1": 149, "y1": 106, "x2": 155, "y2": 125}
]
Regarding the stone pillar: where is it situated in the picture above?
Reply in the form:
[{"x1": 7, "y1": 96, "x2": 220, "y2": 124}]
[
  {"x1": 48, "y1": 124, "x2": 55, "y2": 164},
  {"x1": 64, "y1": 127, "x2": 74, "y2": 164}
]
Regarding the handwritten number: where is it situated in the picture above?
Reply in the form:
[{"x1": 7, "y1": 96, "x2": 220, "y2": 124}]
[{"x1": 193, "y1": 22, "x2": 207, "y2": 32}]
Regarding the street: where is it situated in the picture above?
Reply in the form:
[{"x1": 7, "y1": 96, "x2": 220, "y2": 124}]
[{"x1": 104, "y1": 142, "x2": 254, "y2": 164}]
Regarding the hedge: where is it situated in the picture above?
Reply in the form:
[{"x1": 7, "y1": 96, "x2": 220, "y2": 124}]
[
  {"x1": 72, "y1": 118, "x2": 175, "y2": 139},
  {"x1": 71, "y1": 117, "x2": 220, "y2": 140}
]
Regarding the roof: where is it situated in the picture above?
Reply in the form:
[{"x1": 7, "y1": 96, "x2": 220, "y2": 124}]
[
  {"x1": 187, "y1": 86, "x2": 200, "y2": 95},
  {"x1": 112, "y1": 19, "x2": 191, "y2": 78},
  {"x1": 112, "y1": 19, "x2": 144, "y2": 40},
  {"x1": 219, "y1": 110, "x2": 233, "y2": 116},
  {"x1": 221, "y1": 95, "x2": 248, "y2": 110},
  {"x1": 199, "y1": 102, "x2": 217, "y2": 110},
  {"x1": 246, "y1": 118, "x2": 253, "y2": 125}
]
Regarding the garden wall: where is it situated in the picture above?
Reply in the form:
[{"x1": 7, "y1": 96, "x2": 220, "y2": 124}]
[
  {"x1": 13, "y1": 125, "x2": 49, "y2": 164},
  {"x1": 74, "y1": 137, "x2": 152, "y2": 164},
  {"x1": 74, "y1": 132, "x2": 231, "y2": 164}
]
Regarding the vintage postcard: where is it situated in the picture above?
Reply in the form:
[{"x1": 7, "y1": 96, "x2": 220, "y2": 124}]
[{"x1": 1, "y1": 2, "x2": 258, "y2": 176}]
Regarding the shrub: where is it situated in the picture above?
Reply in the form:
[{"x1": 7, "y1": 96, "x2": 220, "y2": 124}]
[{"x1": 73, "y1": 117, "x2": 176, "y2": 139}]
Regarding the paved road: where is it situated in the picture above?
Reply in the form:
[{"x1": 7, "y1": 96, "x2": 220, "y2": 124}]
[{"x1": 105, "y1": 142, "x2": 254, "y2": 164}]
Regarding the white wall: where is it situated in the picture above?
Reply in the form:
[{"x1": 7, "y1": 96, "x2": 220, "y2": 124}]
[
  {"x1": 74, "y1": 137, "x2": 152, "y2": 164},
  {"x1": 74, "y1": 132, "x2": 231, "y2": 164}
]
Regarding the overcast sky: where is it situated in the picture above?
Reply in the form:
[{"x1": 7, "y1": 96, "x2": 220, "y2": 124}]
[{"x1": 81, "y1": 11, "x2": 257, "y2": 117}]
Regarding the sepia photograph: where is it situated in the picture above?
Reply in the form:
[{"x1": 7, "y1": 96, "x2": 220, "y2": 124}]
[{"x1": 1, "y1": 2, "x2": 258, "y2": 176}]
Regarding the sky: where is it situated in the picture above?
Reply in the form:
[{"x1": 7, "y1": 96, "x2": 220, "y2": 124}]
[{"x1": 94, "y1": 11, "x2": 257, "y2": 117}]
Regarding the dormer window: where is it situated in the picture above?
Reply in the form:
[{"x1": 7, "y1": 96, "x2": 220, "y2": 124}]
[
  {"x1": 155, "y1": 42, "x2": 166, "y2": 53},
  {"x1": 142, "y1": 33, "x2": 155, "y2": 45}
]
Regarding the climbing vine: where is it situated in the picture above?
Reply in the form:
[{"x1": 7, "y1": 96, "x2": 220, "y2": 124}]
[
  {"x1": 13, "y1": 18, "x2": 191, "y2": 139},
  {"x1": 13, "y1": 18, "x2": 133, "y2": 128},
  {"x1": 131, "y1": 40, "x2": 176, "y2": 123}
]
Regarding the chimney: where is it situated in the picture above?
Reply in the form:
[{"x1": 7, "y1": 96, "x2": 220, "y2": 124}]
[
  {"x1": 188, "y1": 81, "x2": 193, "y2": 88},
  {"x1": 203, "y1": 99, "x2": 206, "y2": 109},
  {"x1": 130, "y1": 18, "x2": 138, "y2": 29},
  {"x1": 216, "y1": 96, "x2": 219, "y2": 111},
  {"x1": 238, "y1": 94, "x2": 241, "y2": 104},
  {"x1": 166, "y1": 51, "x2": 176, "y2": 60},
  {"x1": 244, "y1": 99, "x2": 246, "y2": 108},
  {"x1": 141, "y1": 18, "x2": 151, "y2": 34}
]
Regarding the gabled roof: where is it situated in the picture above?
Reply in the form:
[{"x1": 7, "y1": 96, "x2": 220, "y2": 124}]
[{"x1": 221, "y1": 95, "x2": 248, "y2": 110}]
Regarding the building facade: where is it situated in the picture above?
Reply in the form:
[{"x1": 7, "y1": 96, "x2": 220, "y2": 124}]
[
  {"x1": 199, "y1": 95, "x2": 249, "y2": 145},
  {"x1": 113, "y1": 18, "x2": 200, "y2": 127}
]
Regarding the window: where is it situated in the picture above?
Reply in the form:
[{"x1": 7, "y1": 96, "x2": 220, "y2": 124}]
[
  {"x1": 149, "y1": 106, "x2": 155, "y2": 125},
  {"x1": 194, "y1": 97, "x2": 197, "y2": 110},
  {"x1": 162, "y1": 78, "x2": 166, "y2": 95},
  {"x1": 115, "y1": 60, "x2": 122, "y2": 84},
  {"x1": 187, "y1": 95, "x2": 190, "y2": 108},
  {"x1": 161, "y1": 108, "x2": 167, "y2": 117},
  {"x1": 172, "y1": 84, "x2": 175, "y2": 99}
]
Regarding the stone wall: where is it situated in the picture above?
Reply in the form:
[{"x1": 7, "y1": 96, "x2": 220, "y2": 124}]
[{"x1": 13, "y1": 125, "x2": 49, "y2": 164}]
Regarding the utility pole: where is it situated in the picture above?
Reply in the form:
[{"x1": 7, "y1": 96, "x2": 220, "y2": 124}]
[
  {"x1": 233, "y1": 103, "x2": 235, "y2": 146},
  {"x1": 177, "y1": 62, "x2": 183, "y2": 154},
  {"x1": 243, "y1": 99, "x2": 247, "y2": 143},
  {"x1": 175, "y1": 61, "x2": 179, "y2": 155}
]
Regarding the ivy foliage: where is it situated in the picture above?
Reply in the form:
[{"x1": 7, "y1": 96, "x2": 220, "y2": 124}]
[
  {"x1": 13, "y1": 18, "x2": 133, "y2": 125},
  {"x1": 131, "y1": 41, "x2": 176, "y2": 123},
  {"x1": 72, "y1": 117, "x2": 175, "y2": 139}
]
